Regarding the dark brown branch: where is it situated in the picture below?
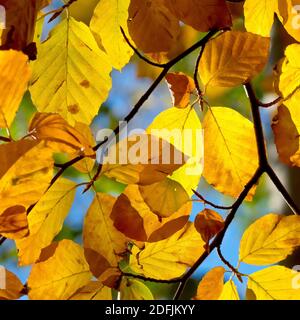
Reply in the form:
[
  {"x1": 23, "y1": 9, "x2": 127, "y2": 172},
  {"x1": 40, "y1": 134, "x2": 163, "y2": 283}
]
[
  {"x1": 259, "y1": 97, "x2": 282, "y2": 108},
  {"x1": 173, "y1": 167, "x2": 263, "y2": 299},
  {"x1": 120, "y1": 27, "x2": 167, "y2": 68},
  {"x1": 48, "y1": 0, "x2": 78, "y2": 23},
  {"x1": 266, "y1": 165, "x2": 300, "y2": 214},
  {"x1": 122, "y1": 272, "x2": 181, "y2": 284},
  {"x1": 192, "y1": 189, "x2": 233, "y2": 210},
  {"x1": 0, "y1": 136, "x2": 11, "y2": 143}
]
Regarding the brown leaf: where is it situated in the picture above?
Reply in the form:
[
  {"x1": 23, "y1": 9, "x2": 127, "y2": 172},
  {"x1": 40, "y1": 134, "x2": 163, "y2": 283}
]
[
  {"x1": 0, "y1": 205, "x2": 28, "y2": 239},
  {"x1": 165, "y1": 72, "x2": 195, "y2": 108},
  {"x1": 194, "y1": 209, "x2": 224, "y2": 248}
]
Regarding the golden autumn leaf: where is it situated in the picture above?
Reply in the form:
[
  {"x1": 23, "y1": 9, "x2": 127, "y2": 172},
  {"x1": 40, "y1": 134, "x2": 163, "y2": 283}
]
[
  {"x1": 83, "y1": 193, "x2": 128, "y2": 279},
  {"x1": 203, "y1": 107, "x2": 259, "y2": 200},
  {"x1": 194, "y1": 209, "x2": 224, "y2": 249},
  {"x1": 147, "y1": 106, "x2": 203, "y2": 196},
  {"x1": 30, "y1": 17, "x2": 112, "y2": 126},
  {"x1": 102, "y1": 134, "x2": 187, "y2": 186},
  {"x1": 29, "y1": 112, "x2": 95, "y2": 158},
  {"x1": 90, "y1": 0, "x2": 133, "y2": 70},
  {"x1": 219, "y1": 281, "x2": 240, "y2": 300},
  {"x1": 0, "y1": 140, "x2": 53, "y2": 214},
  {"x1": 272, "y1": 92, "x2": 300, "y2": 167},
  {"x1": 69, "y1": 281, "x2": 112, "y2": 300},
  {"x1": 164, "y1": 0, "x2": 232, "y2": 32},
  {"x1": 278, "y1": 44, "x2": 300, "y2": 99},
  {"x1": 243, "y1": 0, "x2": 279, "y2": 37},
  {"x1": 0, "y1": 0, "x2": 49, "y2": 51},
  {"x1": 0, "y1": 269, "x2": 24, "y2": 300},
  {"x1": 199, "y1": 31, "x2": 270, "y2": 89},
  {"x1": 0, "y1": 205, "x2": 28, "y2": 239},
  {"x1": 278, "y1": 0, "x2": 300, "y2": 43},
  {"x1": 139, "y1": 178, "x2": 190, "y2": 218},
  {"x1": 165, "y1": 72, "x2": 196, "y2": 109},
  {"x1": 247, "y1": 266, "x2": 300, "y2": 300},
  {"x1": 16, "y1": 178, "x2": 76, "y2": 266},
  {"x1": 0, "y1": 50, "x2": 31, "y2": 128},
  {"x1": 129, "y1": 222, "x2": 205, "y2": 280},
  {"x1": 120, "y1": 278, "x2": 154, "y2": 300},
  {"x1": 28, "y1": 240, "x2": 92, "y2": 300},
  {"x1": 239, "y1": 213, "x2": 300, "y2": 265},
  {"x1": 110, "y1": 184, "x2": 191, "y2": 242},
  {"x1": 194, "y1": 267, "x2": 225, "y2": 300},
  {"x1": 128, "y1": 0, "x2": 180, "y2": 54}
]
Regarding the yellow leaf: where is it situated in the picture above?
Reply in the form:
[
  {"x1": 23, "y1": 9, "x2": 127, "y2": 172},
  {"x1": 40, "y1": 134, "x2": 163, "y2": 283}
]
[
  {"x1": 129, "y1": 222, "x2": 205, "y2": 280},
  {"x1": 0, "y1": 0, "x2": 49, "y2": 50},
  {"x1": 278, "y1": 44, "x2": 300, "y2": 99},
  {"x1": 0, "y1": 205, "x2": 28, "y2": 239},
  {"x1": 165, "y1": 72, "x2": 196, "y2": 109},
  {"x1": 247, "y1": 266, "x2": 300, "y2": 300},
  {"x1": 278, "y1": 0, "x2": 300, "y2": 43},
  {"x1": 69, "y1": 281, "x2": 112, "y2": 300},
  {"x1": 194, "y1": 267, "x2": 225, "y2": 300},
  {"x1": 0, "y1": 140, "x2": 53, "y2": 214},
  {"x1": 90, "y1": 0, "x2": 133, "y2": 70},
  {"x1": 29, "y1": 112, "x2": 95, "y2": 158},
  {"x1": 111, "y1": 184, "x2": 191, "y2": 242},
  {"x1": 219, "y1": 280, "x2": 240, "y2": 300},
  {"x1": 28, "y1": 240, "x2": 92, "y2": 300},
  {"x1": 0, "y1": 50, "x2": 31, "y2": 128},
  {"x1": 83, "y1": 193, "x2": 128, "y2": 278},
  {"x1": 199, "y1": 31, "x2": 270, "y2": 89},
  {"x1": 239, "y1": 213, "x2": 300, "y2": 265},
  {"x1": 0, "y1": 269, "x2": 24, "y2": 300},
  {"x1": 203, "y1": 107, "x2": 258, "y2": 200},
  {"x1": 120, "y1": 278, "x2": 153, "y2": 300},
  {"x1": 128, "y1": 0, "x2": 180, "y2": 54},
  {"x1": 244, "y1": 0, "x2": 279, "y2": 37},
  {"x1": 102, "y1": 134, "x2": 186, "y2": 185},
  {"x1": 272, "y1": 92, "x2": 300, "y2": 166},
  {"x1": 147, "y1": 106, "x2": 203, "y2": 196},
  {"x1": 30, "y1": 17, "x2": 112, "y2": 125},
  {"x1": 16, "y1": 178, "x2": 76, "y2": 266},
  {"x1": 164, "y1": 0, "x2": 232, "y2": 32},
  {"x1": 139, "y1": 178, "x2": 190, "y2": 218},
  {"x1": 194, "y1": 209, "x2": 224, "y2": 249}
]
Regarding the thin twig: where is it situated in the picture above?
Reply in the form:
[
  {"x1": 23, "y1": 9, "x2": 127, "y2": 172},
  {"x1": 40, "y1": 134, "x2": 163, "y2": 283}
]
[
  {"x1": 192, "y1": 189, "x2": 233, "y2": 210},
  {"x1": 259, "y1": 97, "x2": 282, "y2": 108},
  {"x1": 122, "y1": 272, "x2": 181, "y2": 284},
  {"x1": 120, "y1": 27, "x2": 167, "y2": 68}
]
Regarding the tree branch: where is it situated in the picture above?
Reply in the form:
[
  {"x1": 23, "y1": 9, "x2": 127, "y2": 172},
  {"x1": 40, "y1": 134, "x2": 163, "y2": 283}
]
[{"x1": 122, "y1": 272, "x2": 181, "y2": 284}]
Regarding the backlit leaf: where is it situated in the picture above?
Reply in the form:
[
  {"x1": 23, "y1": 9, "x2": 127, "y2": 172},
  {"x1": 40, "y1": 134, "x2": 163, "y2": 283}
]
[
  {"x1": 90, "y1": 0, "x2": 133, "y2": 70},
  {"x1": 28, "y1": 240, "x2": 92, "y2": 300},
  {"x1": 129, "y1": 222, "x2": 205, "y2": 280},
  {"x1": 0, "y1": 50, "x2": 31, "y2": 128},
  {"x1": 0, "y1": 140, "x2": 53, "y2": 214},
  {"x1": 16, "y1": 178, "x2": 76, "y2": 266},
  {"x1": 247, "y1": 266, "x2": 300, "y2": 300},
  {"x1": 0, "y1": 269, "x2": 24, "y2": 300},
  {"x1": 69, "y1": 281, "x2": 112, "y2": 300},
  {"x1": 239, "y1": 213, "x2": 300, "y2": 265},
  {"x1": 120, "y1": 278, "x2": 154, "y2": 300},
  {"x1": 30, "y1": 17, "x2": 112, "y2": 125},
  {"x1": 203, "y1": 107, "x2": 258, "y2": 200},
  {"x1": 199, "y1": 31, "x2": 270, "y2": 89},
  {"x1": 219, "y1": 281, "x2": 240, "y2": 300}
]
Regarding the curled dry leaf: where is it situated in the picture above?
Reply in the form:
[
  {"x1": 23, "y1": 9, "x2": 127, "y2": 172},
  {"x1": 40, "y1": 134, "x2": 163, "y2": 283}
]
[
  {"x1": 165, "y1": 72, "x2": 195, "y2": 109},
  {"x1": 0, "y1": 205, "x2": 28, "y2": 239},
  {"x1": 194, "y1": 209, "x2": 224, "y2": 250}
]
